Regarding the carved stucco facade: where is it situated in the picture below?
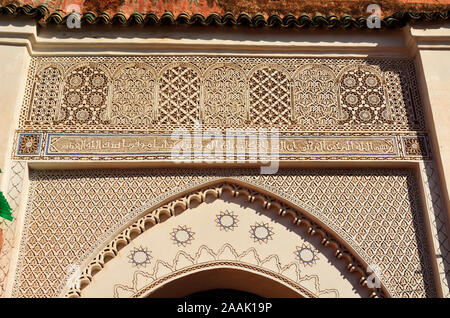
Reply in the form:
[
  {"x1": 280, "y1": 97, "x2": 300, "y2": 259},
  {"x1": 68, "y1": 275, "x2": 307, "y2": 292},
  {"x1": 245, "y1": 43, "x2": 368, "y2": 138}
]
[{"x1": 0, "y1": 22, "x2": 450, "y2": 298}]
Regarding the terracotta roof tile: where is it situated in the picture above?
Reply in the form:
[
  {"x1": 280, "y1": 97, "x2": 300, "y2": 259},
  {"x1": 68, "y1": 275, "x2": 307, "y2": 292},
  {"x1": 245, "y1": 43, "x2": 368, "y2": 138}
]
[{"x1": 0, "y1": 0, "x2": 449, "y2": 28}]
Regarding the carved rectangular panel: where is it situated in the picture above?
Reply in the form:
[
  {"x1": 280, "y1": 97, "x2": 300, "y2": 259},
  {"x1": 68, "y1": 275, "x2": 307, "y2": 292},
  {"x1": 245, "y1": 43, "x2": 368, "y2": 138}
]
[{"x1": 13, "y1": 55, "x2": 429, "y2": 161}]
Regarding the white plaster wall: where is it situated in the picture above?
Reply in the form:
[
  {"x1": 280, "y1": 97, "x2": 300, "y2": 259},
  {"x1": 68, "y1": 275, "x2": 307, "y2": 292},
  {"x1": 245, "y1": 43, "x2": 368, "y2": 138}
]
[
  {"x1": 0, "y1": 44, "x2": 30, "y2": 181},
  {"x1": 417, "y1": 50, "x2": 450, "y2": 206}
]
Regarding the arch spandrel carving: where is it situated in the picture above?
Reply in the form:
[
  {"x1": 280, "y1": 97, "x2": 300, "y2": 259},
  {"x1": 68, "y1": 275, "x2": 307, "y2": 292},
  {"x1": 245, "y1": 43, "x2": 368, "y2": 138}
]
[
  {"x1": 57, "y1": 62, "x2": 111, "y2": 126},
  {"x1": 61, "y1": 178, "x2": 388, "y2": 298},
  {"x1": 13, "y1": 168, "x2": 435, "y2": 298},
  {"x1": 292, "y1": 64, "x2": 338, "y2": 126},
  {"x1": 248, "y1": 64, "x2": 292, "y2": 126}
]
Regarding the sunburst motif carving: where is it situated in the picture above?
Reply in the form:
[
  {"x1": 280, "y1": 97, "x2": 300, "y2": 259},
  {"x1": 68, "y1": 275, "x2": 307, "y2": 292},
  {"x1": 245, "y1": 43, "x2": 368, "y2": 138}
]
[
  {"x1": 128, "y1": 246, "x2": 152, "y2": 268},
  {"x1": 249, "y1": 222, "x2": 275, "y2": 244},
  {"x1": 170, "y1": 225, "x2": 195, "y2": 247},
  {"x1": 215, "y1": 210, "x2": 239, "y2": 232},
  {"x1": 295, "y1": 243, "x2": 319, "y2": 266}
]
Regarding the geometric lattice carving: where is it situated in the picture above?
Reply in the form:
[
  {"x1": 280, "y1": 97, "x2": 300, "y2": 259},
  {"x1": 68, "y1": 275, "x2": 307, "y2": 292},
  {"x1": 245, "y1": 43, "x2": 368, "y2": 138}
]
[
  {"x1": 420, "y1": 161, "x2": 450, "y2": 298},
  {"x1": 19, "y1": 56, "x2": 426, "y2": 132},
  {"x1": 158, "y1": 63, "x2": 200, "y2": 126},
  {"x1": 203, "y1": 64, "x2": 247, "y2": 126},
  {"x1": 338, "y1": 65, "x2": 392, "y2": 126},
  {"x1": 266, "y1": 169, "x2": 436, "y2": 298},
  {"x1": 249, "y1": 65, "x2": 291, "y2": 125},
  {"x1": 111, "y1": 63, "x2": 156, "y2": 126},
  {"x1": 383, "y1": 70, "x2": 411, "y2": 127},
  {"x1": 293, "y1": 65, "x2": 338, "y2": 126},
  {"x1": 57, "y1": 64, "x2": 109, "y2": 126},
  {"x1": 29, "y1": 65, "x2": 62, "y2": 124}
]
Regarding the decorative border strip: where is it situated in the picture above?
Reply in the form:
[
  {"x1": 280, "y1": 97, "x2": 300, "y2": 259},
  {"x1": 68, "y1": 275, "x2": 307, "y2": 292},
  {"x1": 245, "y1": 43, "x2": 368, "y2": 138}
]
[
  {"x1": 130, "y1": 261, "x2": 318, "y2": 298},
  {"x1": 44, "y1": 133, "x2": 399, "y2": 157},
  {"x1": 0, "y1": 4, "x2": 449, "y2": 29},
  {"x1": 13, "y1": 131, "x2": 431, "y2": 160},
  {"x1": 420, "y1": 161, "x2": 450, "y2": 297}
]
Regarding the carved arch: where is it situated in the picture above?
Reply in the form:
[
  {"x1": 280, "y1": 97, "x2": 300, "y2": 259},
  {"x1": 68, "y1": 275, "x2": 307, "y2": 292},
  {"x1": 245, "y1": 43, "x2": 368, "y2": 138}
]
[
  {"x1": 201, "y1": 63, "x2": 248, "y2": 126},
  {"x1": 29, "y1": 63, "x2": 64, "y2": 124},
  {"x1": 61, "y1": 178, "x2": 390, "y2": 298},
  {"x1": 248, "y1": 63, "x2": 292, "y2": 126},
  {"x1": 292, "y1": 64, "x2": 339, "y2": 126},
  {"x1": 110, "y1": 63, "x2": 157, "y2": 126},
  {"x1": 337, "y1": 64, "x2": 391, "y2": 125},
  {"x1": 157, "y1": 62, "x2": 202, "y2": 126}
]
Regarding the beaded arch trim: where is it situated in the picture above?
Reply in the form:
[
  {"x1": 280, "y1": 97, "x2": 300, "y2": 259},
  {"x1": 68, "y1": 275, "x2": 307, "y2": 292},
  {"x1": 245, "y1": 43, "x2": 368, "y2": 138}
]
[{"x1": 130, "y1": 261, "x2": 317, "y2": 298}]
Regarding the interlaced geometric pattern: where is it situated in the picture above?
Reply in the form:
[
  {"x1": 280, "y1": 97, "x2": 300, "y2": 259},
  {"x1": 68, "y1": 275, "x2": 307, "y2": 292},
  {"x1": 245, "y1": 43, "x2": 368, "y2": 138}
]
[
  {"x1": 203, "y1": 65, "x2": 247, "y2": 126},
  {"x1": 57, "y1": 64, "x2": 109, "y2": 126},
  {"x1": 249, "y1": 66, "x2": 291, "y2": 126},
  {"x1": 158, "y1": 64, "x2": 200, "y2": 126},
  {"x1": 339, "y1": 66, "x2": 391, "y2": 126},
  {"x1": 29, "y1": 66, "x2": 61, "y2": 124},
  {"x1": 111, "y1": 64, "x2": 156, "y2": 126},
  {"x1": 18, "y1": 56, "x2": 425, "y2": 132},
  {"x1": 293, "y1": 65, "x2": 338, "y2": 126},
  {"x1": 12, "y1": 168, "x2": 435, "y2": 298}
]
